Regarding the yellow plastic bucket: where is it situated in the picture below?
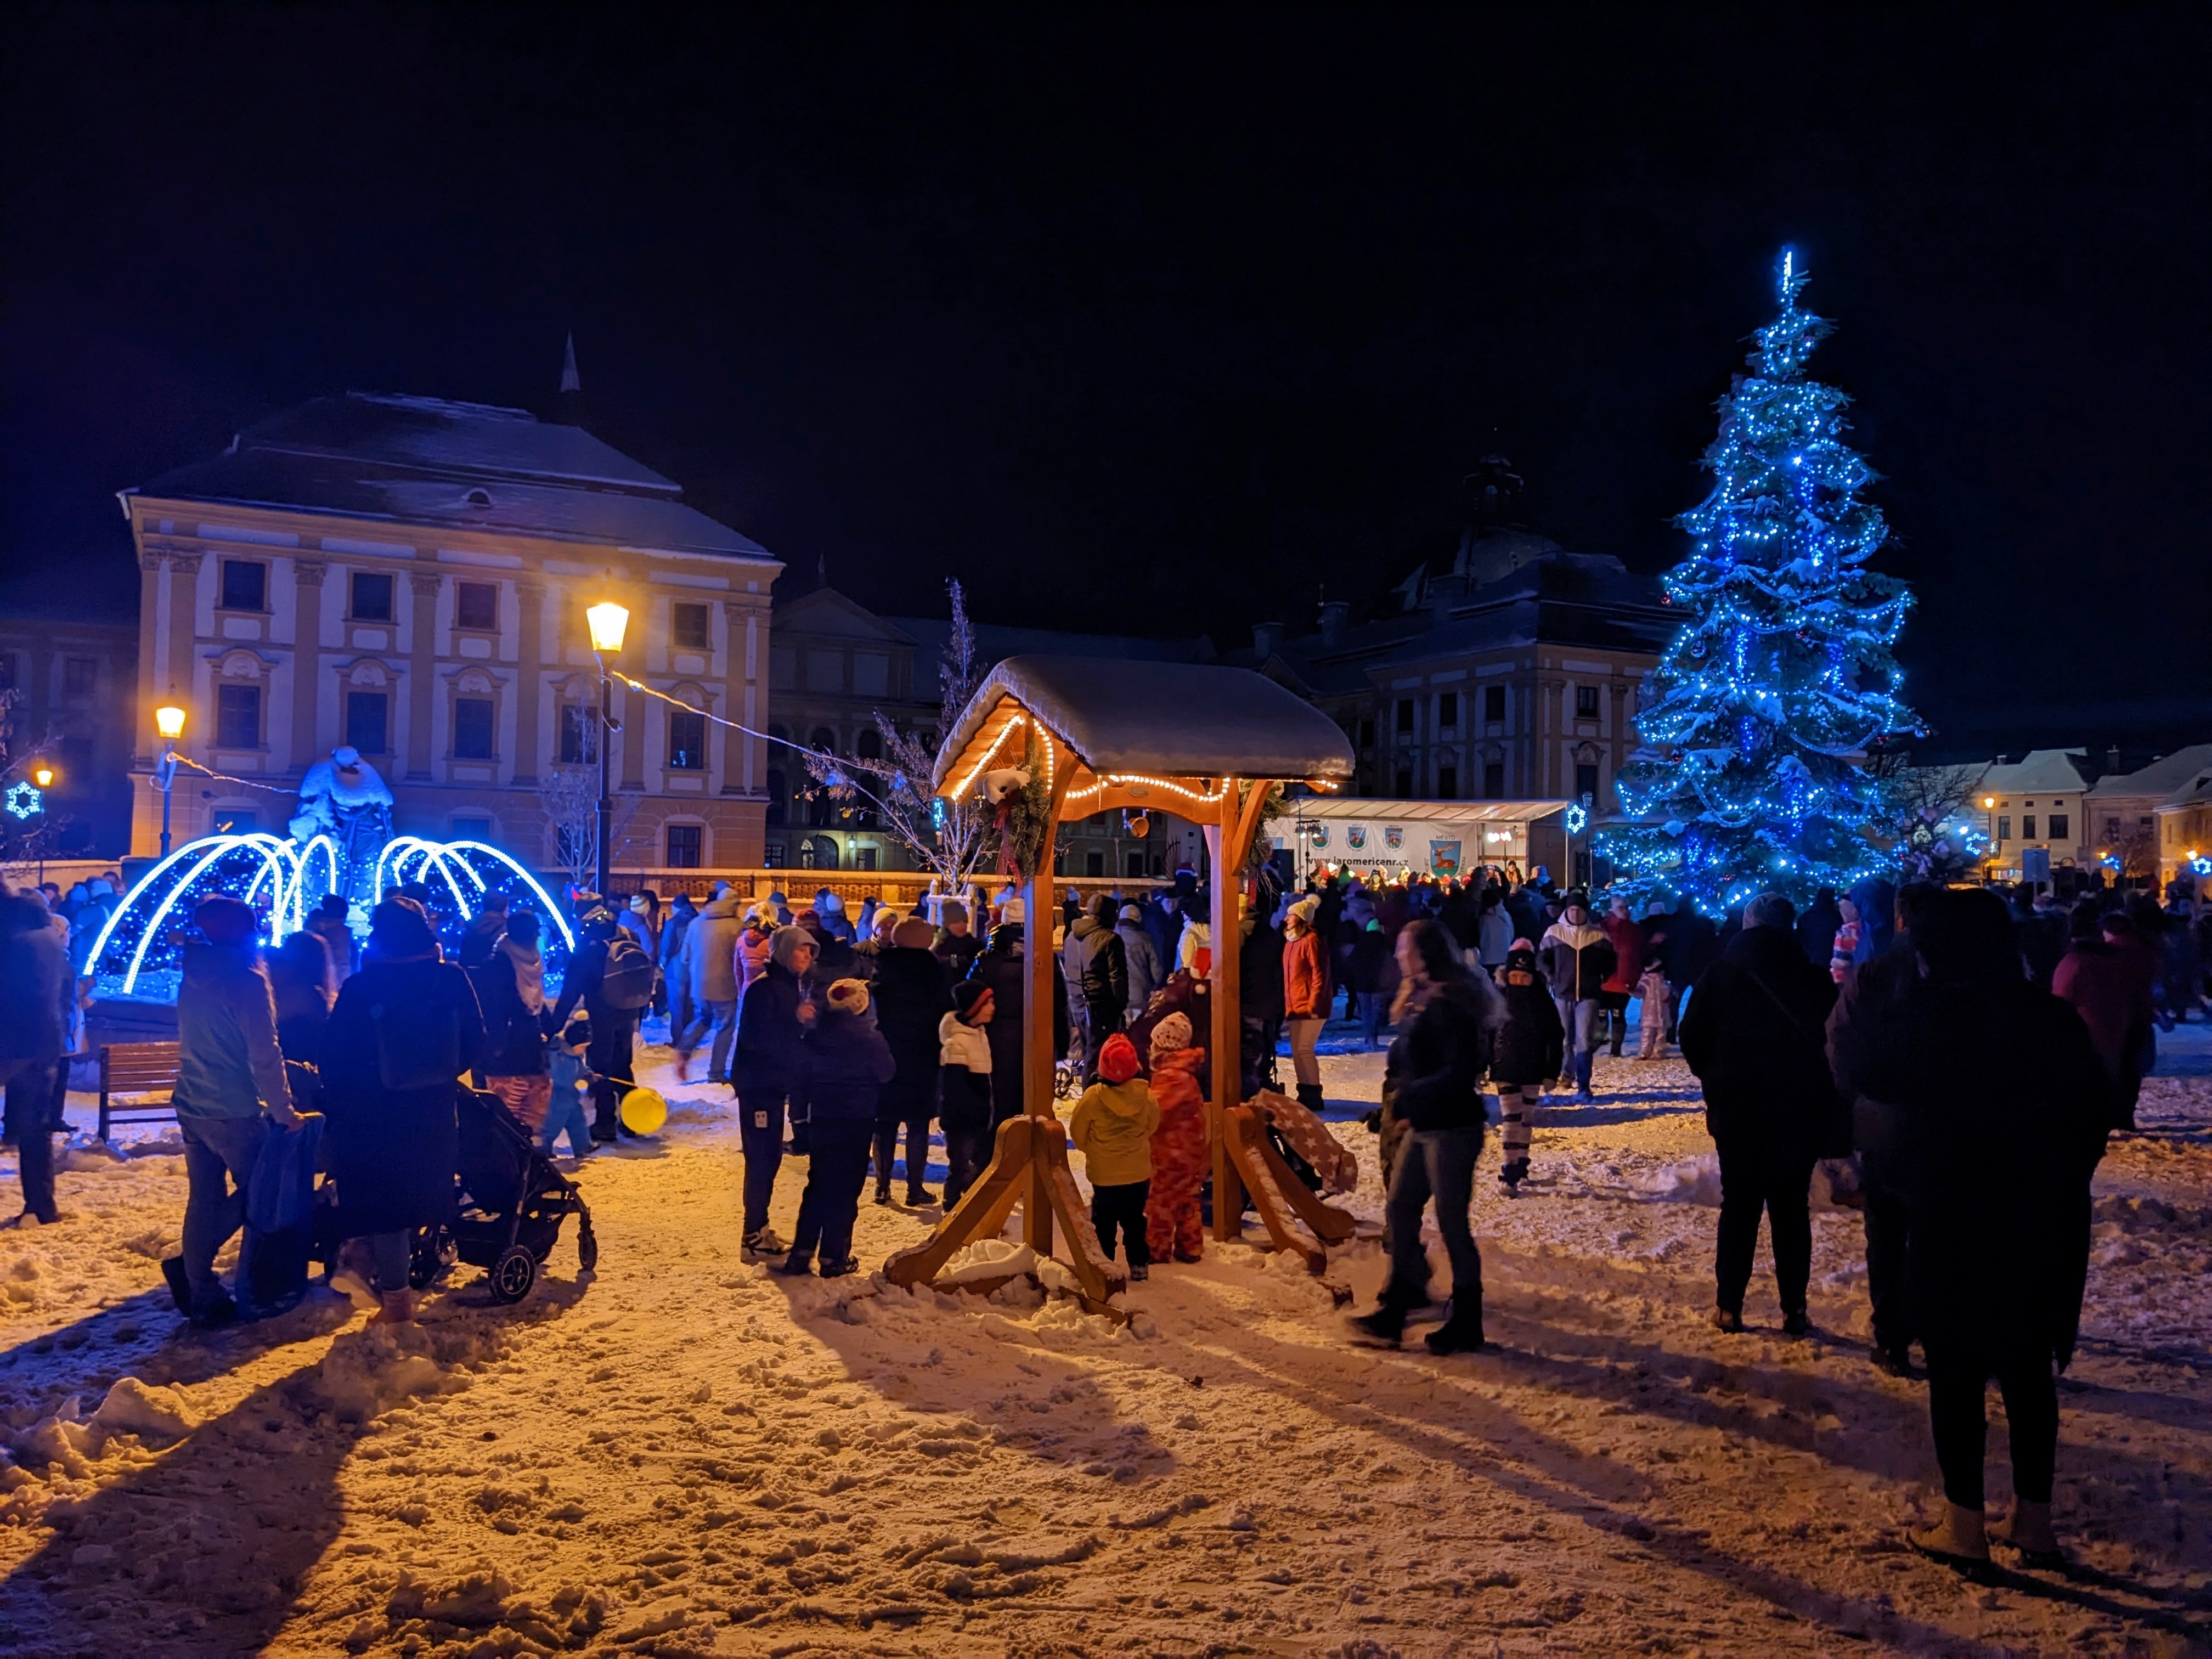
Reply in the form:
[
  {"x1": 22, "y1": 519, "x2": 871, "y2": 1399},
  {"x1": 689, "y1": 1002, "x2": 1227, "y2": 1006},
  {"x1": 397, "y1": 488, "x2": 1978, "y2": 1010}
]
[{"x1": 618, "y1": 1086, "x2": 668, "y2": 1136}]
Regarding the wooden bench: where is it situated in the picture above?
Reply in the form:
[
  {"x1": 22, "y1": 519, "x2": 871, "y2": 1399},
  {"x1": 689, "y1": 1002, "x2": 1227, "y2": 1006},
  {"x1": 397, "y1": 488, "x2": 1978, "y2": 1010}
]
[{"x1": 98, "y1": 1042, "x2": 182, "y2": 1139}]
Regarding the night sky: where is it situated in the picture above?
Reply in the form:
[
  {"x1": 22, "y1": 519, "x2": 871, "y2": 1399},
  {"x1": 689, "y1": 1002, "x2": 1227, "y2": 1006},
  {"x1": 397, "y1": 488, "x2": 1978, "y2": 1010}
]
[{"x1": 5, "y1": 8, "x2": 2207, "y2": 761}]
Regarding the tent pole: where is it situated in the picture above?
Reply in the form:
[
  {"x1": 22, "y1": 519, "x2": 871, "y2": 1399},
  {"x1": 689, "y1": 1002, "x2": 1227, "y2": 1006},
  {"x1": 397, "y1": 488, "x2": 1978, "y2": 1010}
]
[{"x1": 1210, "y1": 780, "x2": 1244, "y2": 1240}]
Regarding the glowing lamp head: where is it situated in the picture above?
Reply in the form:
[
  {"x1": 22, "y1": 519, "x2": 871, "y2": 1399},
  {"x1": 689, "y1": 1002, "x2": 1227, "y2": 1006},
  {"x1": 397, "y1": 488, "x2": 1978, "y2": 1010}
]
[
  {"x1": 155, "y1": 703, "x2": 188, "y2": 741},
  {"x1": 31, "y1": 764, "x2": 54, "y2": 788},
  {"x1": 1982, "y1": 796, "x2": 1995, "y2": 809},
  {"x1": 585, "y1": 600, "x2": 630, "y2": 654}
]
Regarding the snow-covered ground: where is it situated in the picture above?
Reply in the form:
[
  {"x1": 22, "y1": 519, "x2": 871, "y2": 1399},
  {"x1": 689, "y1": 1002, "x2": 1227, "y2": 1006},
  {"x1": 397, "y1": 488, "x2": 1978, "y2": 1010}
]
[{"x1": 3, "y1": 1019, "x2": 2210, "y2": 1657}]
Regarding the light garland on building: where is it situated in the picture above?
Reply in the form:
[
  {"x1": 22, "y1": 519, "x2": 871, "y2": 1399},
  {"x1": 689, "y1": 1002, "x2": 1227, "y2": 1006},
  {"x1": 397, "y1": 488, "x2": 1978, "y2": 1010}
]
[{"x1": 1600, "y1": 250, "x2": 1922, "y2": 910}]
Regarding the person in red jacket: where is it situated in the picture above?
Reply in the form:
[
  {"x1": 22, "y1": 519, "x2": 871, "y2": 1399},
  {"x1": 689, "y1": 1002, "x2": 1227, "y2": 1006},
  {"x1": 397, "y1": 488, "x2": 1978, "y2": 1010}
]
[
  {"x1": 1598, "y1": 896, "x2": 1645, "y2": 1058},
  {"x1": 1281, "y1": 895, "x2": 1331, "y2": 1112},
  {"x1": 1142, "y1": 1014, "x2": 1210, "y2": 1263},
  {"x1": 2052, "y1": 906, "x2": 2154, "y2": 1132}
]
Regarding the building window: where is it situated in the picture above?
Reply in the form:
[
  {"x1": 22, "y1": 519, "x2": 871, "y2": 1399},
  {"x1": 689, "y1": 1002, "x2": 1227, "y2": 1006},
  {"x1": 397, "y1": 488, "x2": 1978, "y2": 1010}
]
[
  {"x1": 451, "y1": 815, "x2": 493, "y2": 843},
  {"x1": 1357, "y1": 716, "x2": 1375, "y2": 751},
  {"x1": 856, "y1": 728, "x2": 881, "y2": 760},
  {"x1": 668, "y1": 709, "x2": 707, "y2": 771},
  {"x1": 1575, "y1": 761, "x2": 1599, "y2": 804},
  {"x1": 63, "y1": 656, "x2": 97, "y2": 696},
  {"x1": 2103, "y1": 816, "x2": 2120, "y2": 841},
  {"x1": 219, "y1": 560, "x2": 267, "y2": 613},
  {"x1": 1484, "y1": 685, "x2": 1506, "y2": 723},
  {"x1": 1437, "y1": 764, "x2": 1458, "y2": 799},
  {"x1": 665, "y1": 823, "x2": 703, "y2": 867},
  {"x1": 350, "y1": 571, "x2": 394, "y2": 622},
  {"x1": 1127, "y1": 851, "x2": 1148, "y2": 878},
  {"x1": 855, "y1": 845, "x2": 878, "y2": 872},
  {"x1": 210, "y1": 805, "x2": 257, "y2": 835},
  {"x1": 810, "y1": 727, "x2": 837, "y2": 754},
  {"x1": 1483, "y1": 760, "x2": 1505, "y2": 799},
  {"x1": 1395, "y1": 699, "x2": 1415, "y2": 735},
  {"x1": 455, "y1": 582, "x2": 498, "y2": 632},
  {"x1": 1437, "y1": 691, "x2": 1458, "y2": 732},
  {"x1": 1086, "y1": 850, "x2": 1104, "y2": 877},
  {"x1": 558, "y1": 703, "x2": 593, "y2": 765},
  {"x1": 1996, "y1": 816, "x2": 2011, "y2": 844},
  {"x1": 2048, "y1": 813, "x2": 2069, "y2": 843},
  {"x1": 805, "y1": 651, "x2": 843, "y2": 692},
  {"x1": 1393, "y1": 768, "x2": 1413, "y2": 796},
  {"x1": 853, "y1": 653, "x2": 889, "y2": 696},
  {"x1": 453, "y1": 696, "x2": 495, "y2": 760},
  {"x1": 2022, "y1": 814, "x2": 2037, "y2": 840},
  {"x1": 769, "y1": 648, "x2": 796, "y2": 690},
  {"x1": 1576, "y1": 685, "x2": 1600, "y2": 719},
  {"x1": 672, "y1": 602, "x2": 711, "y2": 651},
  {"x1": 346, "y1": 691, "x2": 390, "y2": 755},
  {"x1": 216, "y1": 684, "x2": 261, "y2": 748},
  {"x1": 765, "y1": 768, "x2": 787, "y2": 826},
  {"x1": 764, "y1": 841, "x2": 786, "y2": 868}
]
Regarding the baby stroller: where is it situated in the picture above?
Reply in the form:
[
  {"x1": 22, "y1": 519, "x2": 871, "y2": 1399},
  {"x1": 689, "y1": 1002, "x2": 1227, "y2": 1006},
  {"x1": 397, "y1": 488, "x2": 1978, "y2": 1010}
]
[{"x1": 412, "y1": 1087, "x2": 597, "y2": 1304}]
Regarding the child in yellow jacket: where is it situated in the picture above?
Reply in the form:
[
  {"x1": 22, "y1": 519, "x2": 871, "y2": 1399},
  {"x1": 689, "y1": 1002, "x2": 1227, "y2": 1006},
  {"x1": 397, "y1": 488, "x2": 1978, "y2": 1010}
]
[{"x1": 1069, "y1": 1032, "x2": 1161, "y2": 1278}]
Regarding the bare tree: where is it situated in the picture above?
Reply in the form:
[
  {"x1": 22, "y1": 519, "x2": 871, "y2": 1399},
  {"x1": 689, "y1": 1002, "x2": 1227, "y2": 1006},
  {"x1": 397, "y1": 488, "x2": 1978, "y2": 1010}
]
[
  {"x1": 537, "y1": 758, "x2": 637, "y2": 896},
  {"x1": 1876, "y1": 759, "x2": 1990, "y2": 881},
  {"x1": 795, "y1": 578, "x2": 994, "y2": 890}
]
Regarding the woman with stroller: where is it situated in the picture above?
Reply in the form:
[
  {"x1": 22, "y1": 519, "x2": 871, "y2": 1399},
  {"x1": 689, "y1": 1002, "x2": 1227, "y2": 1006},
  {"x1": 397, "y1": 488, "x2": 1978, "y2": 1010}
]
[
  {"x1": 470, "y1": 909, "x2": 552, "y2": 1134},
  {"x1": 320, "y1": 897, "x2": 488, "y2": 1324}
]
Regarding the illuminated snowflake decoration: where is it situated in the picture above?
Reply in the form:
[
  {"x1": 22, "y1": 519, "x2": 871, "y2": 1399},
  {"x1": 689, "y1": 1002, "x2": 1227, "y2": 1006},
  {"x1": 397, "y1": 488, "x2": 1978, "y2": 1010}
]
[
  {"x1": 1564, "y1": 803, "x2": 1588, "y2": 836},
  {"x1": 4, "y1": 782, "x2": 42, "y2": 820}
]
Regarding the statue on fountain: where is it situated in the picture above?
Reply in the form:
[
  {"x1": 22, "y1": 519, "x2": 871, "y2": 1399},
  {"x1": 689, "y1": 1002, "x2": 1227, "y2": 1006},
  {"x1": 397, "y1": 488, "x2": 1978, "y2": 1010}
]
[{"x1": 289, "y1": 744, "x2": 394, "y2": 907}]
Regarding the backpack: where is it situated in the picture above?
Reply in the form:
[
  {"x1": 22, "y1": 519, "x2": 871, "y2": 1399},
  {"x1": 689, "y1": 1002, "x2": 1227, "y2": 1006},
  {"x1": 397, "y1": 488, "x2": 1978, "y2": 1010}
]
[{"x1": 599, "y1": 933, "x2": 654, "y2": 1009}]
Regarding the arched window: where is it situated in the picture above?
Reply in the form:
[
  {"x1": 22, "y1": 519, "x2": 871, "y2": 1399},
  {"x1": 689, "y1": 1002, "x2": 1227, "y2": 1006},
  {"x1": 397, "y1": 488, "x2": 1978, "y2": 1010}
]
[
  {"x1": 810, "y1": 727, "x2": 837, "y2": 754},
  {"x1": 856, "y1": 729, "x2": 881, "y2": 761}
]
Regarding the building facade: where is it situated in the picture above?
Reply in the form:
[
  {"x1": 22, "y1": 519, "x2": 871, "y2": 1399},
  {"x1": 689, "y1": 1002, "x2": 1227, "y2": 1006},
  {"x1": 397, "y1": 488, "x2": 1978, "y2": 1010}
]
[
  {"x1": 123, "y1": 393, "x2": 780, "y2": 877},
  {"x1": 1971, "y1": 749, "x2": 2094, "y2": 883},
  {"x1": 2085, "y1": 744, "x2": 2212, "y2": 887},
  {"x1": 1234, "y1": 472, "x2": 1671, "y2": 883},
  {"x1": 765, "y1": 586, "x2": 1212, "y2": 876},
  {"x1": 0, "y1": 615, "x2": 139, "y2": 858}
]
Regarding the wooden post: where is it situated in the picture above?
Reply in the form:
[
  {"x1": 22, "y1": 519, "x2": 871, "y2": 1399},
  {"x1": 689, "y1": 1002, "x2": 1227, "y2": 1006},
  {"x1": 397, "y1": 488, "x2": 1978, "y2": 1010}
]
[
  {"x1": 1210, "y1": 780, "x2": 1243, "y2": 1241},
  {"x1": 1022, "y1": 738, "x2": 1071, "y2": 1252}
]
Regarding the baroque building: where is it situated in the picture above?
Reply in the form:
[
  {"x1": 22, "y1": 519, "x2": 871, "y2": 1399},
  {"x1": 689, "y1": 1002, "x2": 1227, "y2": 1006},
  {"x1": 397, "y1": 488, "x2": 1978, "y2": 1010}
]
[{"x1": 123, "y1": 392, "x2": 780, "y2": 875}]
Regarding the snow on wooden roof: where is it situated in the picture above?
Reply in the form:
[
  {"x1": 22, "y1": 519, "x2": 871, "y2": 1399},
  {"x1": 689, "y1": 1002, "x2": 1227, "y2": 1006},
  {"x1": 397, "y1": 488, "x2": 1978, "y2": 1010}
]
[{"x1": 932, "y1": 654, "x2": 1356, "y2": 815}]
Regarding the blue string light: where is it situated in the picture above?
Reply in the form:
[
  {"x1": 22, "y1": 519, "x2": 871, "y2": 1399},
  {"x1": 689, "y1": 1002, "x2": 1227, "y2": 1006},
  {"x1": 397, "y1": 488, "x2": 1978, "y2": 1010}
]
[{"x1": 1599, "y1": 249, "x2": 1921, "y2": 909}]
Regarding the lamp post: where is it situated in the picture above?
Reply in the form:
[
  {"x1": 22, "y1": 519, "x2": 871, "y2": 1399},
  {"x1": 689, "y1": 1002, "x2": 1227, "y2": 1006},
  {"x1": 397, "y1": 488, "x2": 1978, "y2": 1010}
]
[
  {"x1": 154, "y1": 699, "x2": 188, "y2": 857},
  {"x1": 585, "y1": 597, "x2": 630, "y2": 898}
]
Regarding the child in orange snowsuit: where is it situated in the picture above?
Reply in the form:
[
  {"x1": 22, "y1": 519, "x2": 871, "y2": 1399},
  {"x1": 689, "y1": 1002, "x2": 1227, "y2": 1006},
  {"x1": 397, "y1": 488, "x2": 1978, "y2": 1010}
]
[{"x1": 1143, "y1": 1013, "x2": 1210, "y2": 1263}]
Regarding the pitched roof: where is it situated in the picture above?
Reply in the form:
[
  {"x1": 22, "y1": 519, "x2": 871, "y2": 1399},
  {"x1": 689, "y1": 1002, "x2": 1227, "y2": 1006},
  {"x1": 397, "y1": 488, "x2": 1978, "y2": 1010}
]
[
  {"x1": 1976, "y1": 748, "x2": 2095, "y2": 796},
  {"x1": 2086, "y1": 743, "x2": 2212, "y2": 802},
  {"x1": 130, "y1": 391, "x2": 774, "y2": 563},
  {"x1": 932, "y1": 654, "x2": 1357, "y2": 798}
]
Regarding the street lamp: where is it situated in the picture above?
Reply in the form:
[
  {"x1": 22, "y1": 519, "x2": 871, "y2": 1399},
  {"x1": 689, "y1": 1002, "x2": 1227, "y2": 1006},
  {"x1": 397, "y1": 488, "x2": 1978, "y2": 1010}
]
[
  {"x1": 154, "y1": 697, "x2": 188, "y2": 856},
  {"x1": 31, "y1": 764, "x2": 54, "y2": 789},
  {"x1": 585, "y1": 597, "x2": 630, "y2": 898}
]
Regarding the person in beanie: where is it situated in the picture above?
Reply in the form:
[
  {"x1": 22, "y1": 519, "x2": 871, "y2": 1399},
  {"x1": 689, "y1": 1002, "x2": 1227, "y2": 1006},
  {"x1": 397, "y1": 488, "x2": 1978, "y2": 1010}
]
[
  {"x1": 1489, "y1": 941, "x2": 1562, "y2": 1194},
  {"x1": 551, "y1": 904, "x2": 643, "y2": 1142},
  {"x1": 1281, "y1": 894, "x2": 1330, "y2": 1113},
  {"x1": 1142, "y1": 1013, "x2": 1210, "y2": 1264},
  {"x1": 777, "y1": 977, "x2": 894, "y2": 1277},
  {"x1": 1538, "y1": 891, "x2": 1615, "y2": 1101},
  {"x1": 1069, "y1": 1032, "x2": 1160, "y2": 1278},
  {"x1": 673, "y1": 885, "x2": 743, "y2": 1083},
  {"x1": 933, "y1": 898, "x2": 984, "y2": 980},
  {"x1": 871, "y1": 916, "x2": 952, "y2": 1206},
  {"x1": 731, "y1": 924, "x2": 819, "y2": 1256},
  {"x1": 938, "y1": 980, "x2": 995, "y2": 1209},
  {"x1": 1678, "y1": 890, "x2": 1840, "y2": 1336}
]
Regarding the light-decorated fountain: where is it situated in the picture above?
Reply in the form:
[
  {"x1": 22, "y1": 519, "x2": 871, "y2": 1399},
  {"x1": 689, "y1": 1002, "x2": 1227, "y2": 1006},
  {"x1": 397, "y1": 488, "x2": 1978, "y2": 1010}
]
[{"x1": 89, "y1": 746, "x2": 573, "y2": 1002}]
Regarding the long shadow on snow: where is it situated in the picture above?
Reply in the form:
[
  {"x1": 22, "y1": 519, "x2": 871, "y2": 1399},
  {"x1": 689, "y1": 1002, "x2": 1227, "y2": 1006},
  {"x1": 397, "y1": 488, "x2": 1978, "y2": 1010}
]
[
  {"x1": 1159, "y1": 1305, "x2": 2176, "y2": 1657},
  {"x1": 0, "y1": 1279, "x2": 590, "y2": 1658}
]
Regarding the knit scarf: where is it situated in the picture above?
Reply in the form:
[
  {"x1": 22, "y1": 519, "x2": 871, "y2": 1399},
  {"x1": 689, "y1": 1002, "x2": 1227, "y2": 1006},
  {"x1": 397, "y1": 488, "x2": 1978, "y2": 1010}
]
[{"x1": 500, "y1": 934, "x2": 546, "y2": 1014}]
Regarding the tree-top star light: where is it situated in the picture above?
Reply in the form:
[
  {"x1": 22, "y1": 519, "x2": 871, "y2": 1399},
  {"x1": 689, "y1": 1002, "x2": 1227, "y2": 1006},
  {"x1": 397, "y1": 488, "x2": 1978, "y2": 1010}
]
[{"x1": 1600, "y1": 251, "x2": 1921, "y2": 910}]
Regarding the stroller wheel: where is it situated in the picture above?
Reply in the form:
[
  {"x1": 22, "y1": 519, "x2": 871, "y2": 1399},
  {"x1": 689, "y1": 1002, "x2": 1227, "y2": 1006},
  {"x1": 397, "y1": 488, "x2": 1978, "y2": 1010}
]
[
  {"x1": 488, "y1": 1245, "x2": 538, "y2": 1305},
  {"x1": 577, "y1": 1222, "x2": 599, "y2": 1273}
]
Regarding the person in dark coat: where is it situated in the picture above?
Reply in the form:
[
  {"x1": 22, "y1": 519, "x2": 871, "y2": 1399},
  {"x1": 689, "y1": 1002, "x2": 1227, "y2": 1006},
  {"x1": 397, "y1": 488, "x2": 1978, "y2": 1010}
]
[
  {"x1": 870, "y1": 918, "x2": 952, "y2": 1206},
  {"x1": 1350, "y1": 919, "x2": 1498, "y2": 1356},
  {"x1": 1826, "y1": 881, "x2": 1943, "y2": 1374},
  {"x1": 1489, "y1": 941, "x2": 1564, "y2": 1193},
  {"x1": 1678, "y1": 891, "x2": 1841, "y2": 1335},
  {"x1": 731, "y1": 925, "x2": 819, "y2": 1256},
  {"x1": 1063, "y1": 894, "x2": 1130, "y2": 1080},
  {"x1": 2052, "y1": 905, "x2": 2154, "y2": 1132},
  {"x1": 1846, "y1": 888, "x2": 2111, "y2": 1570},
  {"x1": 0, "y1": 885, "x2": 74, "y2": 1227},
  {"x1": 965, "y1": 899, "x2": 1070, "y2": 1120},
  {"x1": 1658, "y1": 893, "x2": 1719, "y2": 1042},
  {"x1": 268, "y1": 929, "x2": 335, "y2": 1070},
  {"x1": 552, "y1": 905, "x2": 642, "y2": 1142},
  {"x1": 1795, "y1": 885, "x2": 1843, "y2": 969},
  {"x1": 469, "y1": 909, "x2": 552, "y2": 1135},
  {"x1": 320, "y1": 898, "x2": 488, "y2": 1323},
  {"x1": 1239, "y1": 898, "x2": 1286, "y2": 1099},
  {"x1": 779, "y1": 977, "x2": 897, "y2": 1277},
  {"x1": 931, "y1": 899, "x2": 984, "y2": 981}
]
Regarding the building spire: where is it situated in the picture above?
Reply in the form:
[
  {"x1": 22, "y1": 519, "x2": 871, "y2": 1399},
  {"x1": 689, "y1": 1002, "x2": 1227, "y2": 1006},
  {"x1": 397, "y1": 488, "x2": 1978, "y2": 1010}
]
[{"x1": 560, "y1": 332, "x2": 582, "y2": 394}]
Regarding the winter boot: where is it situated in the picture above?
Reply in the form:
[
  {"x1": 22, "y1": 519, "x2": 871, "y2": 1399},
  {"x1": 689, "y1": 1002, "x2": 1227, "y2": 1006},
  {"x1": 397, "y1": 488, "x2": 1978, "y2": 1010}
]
[
  {"x1": 742, "y1": 1227, "x2": 787, "y2": 1259},
  {"x1": 1425, "y1": 1299, "x2": 1485, "y2": 1355},
  {"x1": 1711, "y1": 1306, "x2": 1745, "y2": 1334},
  {"x1": 819, "y1": 1256, "x2": 859, "y2": 1279},
  {"x1": 1781, "y1": 1307, "x2": 1811, "y2": 1337},
  {"x1": 160, "y1": 1255, "x2": 193, "y2": 1315},
  {"x1": 1909, "y1": 1503, "x2": 1990, "y2": 1571},
  {"x1": 905, "y1": 1186, "x2": 936, "y2": 1207},
  {"x1": 774, "y1": 1251, "x2": 815, "y2": 1277},
  {"x1": 1348, "y1": 1287, "x2": 1414, "y2": 1348},
  {"x1": 1296, "y1": 1082, "x2": 1327, "y2": 1114},
  {"x1": 1990, "y1": 1499, "x2": 2062, "y2": 1568},
  {"x1": 371, "y1": 1288, "x2": 418, "y2": 1325},
  {"x1": 873, "y1": 1183, "x2": 892, "y2": 1206}
]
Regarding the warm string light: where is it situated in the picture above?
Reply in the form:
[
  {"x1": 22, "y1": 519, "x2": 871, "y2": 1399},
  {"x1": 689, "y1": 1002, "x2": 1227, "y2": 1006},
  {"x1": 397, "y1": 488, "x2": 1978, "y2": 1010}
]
[
  {"x1": 1604, "y1": 249, "x2": 1922, "y2": 910},
  {"x1": 1063, "y1": 771, "x2": 1230, "y2": 807}
]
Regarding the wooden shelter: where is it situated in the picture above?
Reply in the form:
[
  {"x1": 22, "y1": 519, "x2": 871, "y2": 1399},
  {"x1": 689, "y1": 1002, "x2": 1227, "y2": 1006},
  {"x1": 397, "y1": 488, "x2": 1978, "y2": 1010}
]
[{"x1": 883, "y1": 656, "x2": 1358, "y2": 1308}]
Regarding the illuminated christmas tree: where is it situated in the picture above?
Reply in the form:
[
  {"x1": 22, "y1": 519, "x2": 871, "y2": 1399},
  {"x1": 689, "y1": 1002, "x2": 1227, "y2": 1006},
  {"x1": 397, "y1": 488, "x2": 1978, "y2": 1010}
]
[{"x1": 1600, "y1": 251, "x2": 1920, "y2": 910}]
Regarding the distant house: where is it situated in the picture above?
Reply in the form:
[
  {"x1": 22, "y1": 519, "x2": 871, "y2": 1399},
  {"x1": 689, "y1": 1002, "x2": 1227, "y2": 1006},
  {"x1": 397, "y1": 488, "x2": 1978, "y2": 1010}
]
[
  {"x1": 765, "y1": 586, "x2": 1212, "y2": 876},
  {"x1": 1225, "y1": 460, "x2": 1673, "y2": 885},
  {"x1": 122, "y1": 391, "x2": 781, "y2": 874},
  {"x1": 1972, "y1": 749, "x2": 2096, "y2": 882},
  {"x1": 2085, "y1": 744, "x2": 2212, "y2": 887}
]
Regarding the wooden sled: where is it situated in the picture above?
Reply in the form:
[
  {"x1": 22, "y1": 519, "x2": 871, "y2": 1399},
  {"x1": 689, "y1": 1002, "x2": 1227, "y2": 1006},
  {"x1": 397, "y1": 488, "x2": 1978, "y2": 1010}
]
[{"x1": 884, "y1": 1115, "x2": 1130, "y2": 1325}]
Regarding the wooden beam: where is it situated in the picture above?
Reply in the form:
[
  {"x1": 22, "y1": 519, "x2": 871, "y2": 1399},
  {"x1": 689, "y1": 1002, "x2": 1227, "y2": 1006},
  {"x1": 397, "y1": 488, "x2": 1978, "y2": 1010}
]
[
  {"x1": 1223, "y1": 1105, "x2": 1325, "y2": 1272},
  {"x1": 1210, "y1": 780, "x2": 1244, "y2": 1242},
  {"x1": 1023, "y1": 736, "x2": 1074, "y2": 1252},
  {"x1": 883, "y1": 1115, "x2": 1035, "y2": 1288}
]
